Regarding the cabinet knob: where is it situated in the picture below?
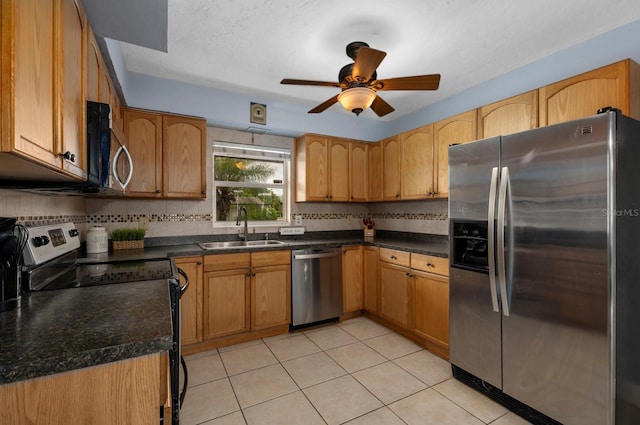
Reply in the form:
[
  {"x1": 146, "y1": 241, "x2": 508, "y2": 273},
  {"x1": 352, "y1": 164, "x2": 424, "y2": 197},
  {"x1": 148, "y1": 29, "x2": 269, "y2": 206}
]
[
  {"x1": 197, "y1": 261, "x2": 202, "y2": 265},
  {"x1": 58, "y1": 151, "x2": 76, "y2": 162},
  {"x1": 426, "y1": 262, "x2": 434, "y2": 267},
  {"x1": 201, "y1": 190, "x2": 206, "y2": 195},
  {"x1": 156, "y1": 189, "x2": 161, "y2": 193},
  {"x1": 390, "y1": 255, "x2": 397, "y2": 260}
]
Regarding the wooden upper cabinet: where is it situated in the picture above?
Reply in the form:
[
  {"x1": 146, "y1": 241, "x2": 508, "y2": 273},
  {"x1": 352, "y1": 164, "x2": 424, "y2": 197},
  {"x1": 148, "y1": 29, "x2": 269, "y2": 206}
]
[
  {"x1": 349, "y1": 141, "x2": 368, "y2": 202},
  {"x1": 329, "y1": 138, "x2": 349, "y2": 202},
  {"x1": 86, "y1": 26, "x2": 101, "y2": 102},
  {"x1": 0, "y1": 0, "x2": 91, "y2": 180},
  {"x1": 163, "y1": 115, "x2": 206, "y2": 198},
  {"x1": 123, "y1": 108, "x2": 206, "y2": 198},
  {"x1": 10, "y1": 0, "x2": 59, "y2": 168},
  {"x1": 539, "y1": 59, "x2": 640, "y2": 126},
  {"x1": 434, "y1": 109, "x2": 478, "y2": 198},
  {"x1": 294, "y1": 134, "x2": 351, "y2": 202},
  {"x1": 60, "y1": 0, "x2": 87, "y2": 179},
  {"x1": 295, "y1": 134, "x2": 328, "y2": 201},
  {"x1": 400, "y1": 124, "x2": 435, "y2": 200},
  {"x1": 382, "y1": 136, "x2": 401, "y2": 201},
  {"x1": 478, "y1": 90, "x2": 538, "y2": 139},
  {"x1": 368, "y1": 141, "x2": 383, "y2": 202},
  {"x1": 123, "y1": 109, "x2": 163, "y2": 197}
]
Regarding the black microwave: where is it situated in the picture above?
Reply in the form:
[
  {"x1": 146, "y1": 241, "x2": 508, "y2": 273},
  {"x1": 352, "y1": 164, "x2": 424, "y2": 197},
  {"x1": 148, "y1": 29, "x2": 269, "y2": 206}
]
[
  {"x1": 86, "y1": 101, "x2": 133, "y2": 194},
  {"x1": 0, "y1": 101, "x2": 132, "y2": 195}
]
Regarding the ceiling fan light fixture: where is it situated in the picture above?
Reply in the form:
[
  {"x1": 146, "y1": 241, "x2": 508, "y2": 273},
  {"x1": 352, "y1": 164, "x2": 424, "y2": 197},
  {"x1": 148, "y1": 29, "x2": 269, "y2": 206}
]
[{"x1": 337, "y1": 87, "x2": 376, "y2": 116}]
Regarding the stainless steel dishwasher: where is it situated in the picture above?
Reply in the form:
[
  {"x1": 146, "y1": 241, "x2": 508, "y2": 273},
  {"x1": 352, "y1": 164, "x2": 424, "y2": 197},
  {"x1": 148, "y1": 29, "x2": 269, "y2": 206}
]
[{"x1": 291, "y1": 247, "x2": 342, "y2": 327}]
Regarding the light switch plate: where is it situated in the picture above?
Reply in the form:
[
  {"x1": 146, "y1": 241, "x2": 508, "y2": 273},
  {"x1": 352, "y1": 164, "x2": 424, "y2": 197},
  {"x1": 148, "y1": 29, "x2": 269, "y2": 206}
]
[{"x1": 294, "y1": 215, "x2": 302, "y2": 225}]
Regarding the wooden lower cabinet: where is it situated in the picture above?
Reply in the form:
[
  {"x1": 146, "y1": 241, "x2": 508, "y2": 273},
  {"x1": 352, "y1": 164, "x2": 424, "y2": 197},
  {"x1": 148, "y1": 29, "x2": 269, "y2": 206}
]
[
  {"x1": 379, "y1": 262, "x2": 412, "y2": 329},
  {"x1": 175, "y1": 256, "x2": 203, "y2": 346},
  {"x1": 413, "y1": 270, "x2": 449, "y2": 353},
  {"x1": 0, "y1": 353, "x2": 166, "y2": 425},
  {"x1": 342, "y1": 245, "x2": 364, "y2": 313},
  {"x1": 204, "y1": 268, "x2": 251, "y2": 339},
  {"x1": 251, "y1": 263, "x2": 291, "y2": 330},
  {"x1": 200, "y1": 250, "x2": 290, "y2": 344},
  {"x1": 363, "y1": 246, "x2": 379, "y2": 313}
]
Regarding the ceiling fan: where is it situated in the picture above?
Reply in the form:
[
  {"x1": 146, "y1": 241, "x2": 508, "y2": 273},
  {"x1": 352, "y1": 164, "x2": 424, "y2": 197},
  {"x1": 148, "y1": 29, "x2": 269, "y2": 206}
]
[{"x1": 280, "y1": 41, "x2": 441, "y2": 117}]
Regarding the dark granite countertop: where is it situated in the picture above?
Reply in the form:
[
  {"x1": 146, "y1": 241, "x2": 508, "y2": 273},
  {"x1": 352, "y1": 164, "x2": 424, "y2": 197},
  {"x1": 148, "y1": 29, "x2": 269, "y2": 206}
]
[
  {"x1": 0, "y1": 280, "x2": 173, "y2": 385},
  {"x1": 82, "y1": 231, "x2": 449, "y2": 261},
  {"x1": 0, "y1": 231, "x2": 446, "y2": 386}
]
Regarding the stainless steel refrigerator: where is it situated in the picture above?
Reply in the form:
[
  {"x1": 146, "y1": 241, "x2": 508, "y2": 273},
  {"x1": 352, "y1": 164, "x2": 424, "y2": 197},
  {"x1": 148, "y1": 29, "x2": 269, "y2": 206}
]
[{"x1": 448, "y1": 111, "x2": 640, "y2": 425}]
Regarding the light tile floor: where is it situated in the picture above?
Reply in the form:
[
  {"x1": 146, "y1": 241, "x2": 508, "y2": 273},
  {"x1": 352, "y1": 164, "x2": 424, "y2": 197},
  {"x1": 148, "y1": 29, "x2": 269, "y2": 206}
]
[{"x1": 180, "y1": 316, "x2": 533, "y2": 425}]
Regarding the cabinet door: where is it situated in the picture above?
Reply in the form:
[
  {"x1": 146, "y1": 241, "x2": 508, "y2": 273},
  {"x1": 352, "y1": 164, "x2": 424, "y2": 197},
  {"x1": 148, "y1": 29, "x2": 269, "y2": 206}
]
[
  {"x1": 123, "y1": 109, "x2": 163, "y2": 197},
  {"x1": 175, "y1": 257, "x2": 203, "y2": 347},
  {"x1": 478, "y1": 90, "x2": 538, "y2": 139},
  {"x1": 162, "y1": 114, "x2": 206, "y2": 198},
  {"x1": 434, "y1": 109, "x2": 477, "y2": 198},
  {"x1": 86, "y1": 26, "x2": 101, "y2": 102},
  {"x1": 297, "y1": 135, "x2": 328, "y2": 201},
  {"x1": 539, "y1": 59, "x2": 640, "y2": 126},
  {"x1": 368, "y1": 142, "x2": 383, "y2": 202},
  {"x1": 413, "y1": 270, "x2": 449, "y2": 350},
  {"x1": 349, "y1": 141, "x2": 368, "y2": 202},
  {"x1": 99, "y1": 63, "x2": 112, "y2": 105},
  {"x1": 379, "y1": 262, "x2": 412, "y2": 328},
  {"x1": 204, "y1": 269, "x2": 250, "y2": 339},
  {"x1": 13, "y1": 0, "x2": 59, "y2": 168},
  {"x1": 251, "y1": 264, "x2": 291, "y2": 330},
  {"x1": 342, "y1": 245, "x2": 363, "y2": 313},
  {"x1": 363, "y1": 246, "x2": 379, "y2": 314},
  {"x1": 329, "y1": 138, "x2": 349, "y2": 201},
  {"x1": 382, "y1": 137, "x2": 401, "y2": 201},
  {"x1": 401, "y1": 124, "x2": 434, "y2": 199},
  {"x1": 60, "y1": 0, "x2": 87, "y2": 179}
]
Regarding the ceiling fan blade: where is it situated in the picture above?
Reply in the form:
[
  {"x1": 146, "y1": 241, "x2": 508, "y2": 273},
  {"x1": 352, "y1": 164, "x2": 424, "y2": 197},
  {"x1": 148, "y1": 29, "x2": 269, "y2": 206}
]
[
  {"x1": 352, "y1": 47, "x2": 386, "y2": 82},
  {"x1": 281, "y1": 78, "x2": 341, "y2": 87},
  {"x1": 370, "y1": 95, "x2": 395, "y2": 117},
  {"x1": 308, "y1": 94, "x2": 339, "y2": 113},
  {"x1": 376, "y1": 74, "x2": 441, "y2": 91}
]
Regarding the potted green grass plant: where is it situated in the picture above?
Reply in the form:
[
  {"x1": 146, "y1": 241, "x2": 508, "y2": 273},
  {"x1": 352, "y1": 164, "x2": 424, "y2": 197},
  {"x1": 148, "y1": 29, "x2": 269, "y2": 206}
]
[{"x1": 110, "y1": 228, "x2": 146, "y2": 250}]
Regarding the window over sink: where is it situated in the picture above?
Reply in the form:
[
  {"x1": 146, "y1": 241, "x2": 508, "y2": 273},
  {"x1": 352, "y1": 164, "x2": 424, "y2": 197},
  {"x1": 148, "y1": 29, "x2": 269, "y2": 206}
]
[{"x1": 213, "y1": 142, "x2": 290, "y2": 226}]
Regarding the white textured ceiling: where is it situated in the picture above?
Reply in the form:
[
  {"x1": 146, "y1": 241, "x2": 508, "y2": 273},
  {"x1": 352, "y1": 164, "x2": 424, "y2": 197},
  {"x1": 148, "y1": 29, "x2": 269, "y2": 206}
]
[{"x1": 119, "y1": 0, "x2": 640, "y2": 120}]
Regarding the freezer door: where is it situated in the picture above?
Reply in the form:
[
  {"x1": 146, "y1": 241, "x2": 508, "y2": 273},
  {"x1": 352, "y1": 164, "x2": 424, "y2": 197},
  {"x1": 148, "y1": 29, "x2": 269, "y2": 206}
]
[
  {"x1": 449, "y1": 137, "x2": 503, "y2": 388},
  {"x1": 500, "y1": 115, "x2": 611, "y2": 425}
]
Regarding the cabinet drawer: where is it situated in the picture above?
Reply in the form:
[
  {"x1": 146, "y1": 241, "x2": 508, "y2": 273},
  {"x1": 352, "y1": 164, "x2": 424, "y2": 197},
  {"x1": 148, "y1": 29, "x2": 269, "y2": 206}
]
[
  {"x1": 204, "y1": 253, "x2": 250, "y2": 272},
  {"x1": 411, "y1": 254, "x2": 449, "y2": 277},
  {"x1": 379, "y1": 248, "x2": 410, "y2": 267},
  {"x1": 251, "y1": 250, "x2": 291, "y2": 268}
]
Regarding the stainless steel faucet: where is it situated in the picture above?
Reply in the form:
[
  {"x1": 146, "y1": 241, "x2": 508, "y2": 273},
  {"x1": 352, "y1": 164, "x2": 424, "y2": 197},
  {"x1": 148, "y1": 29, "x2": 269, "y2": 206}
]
[{"x1": 236, "y1": 207, "x2": 248, "y2": 242}]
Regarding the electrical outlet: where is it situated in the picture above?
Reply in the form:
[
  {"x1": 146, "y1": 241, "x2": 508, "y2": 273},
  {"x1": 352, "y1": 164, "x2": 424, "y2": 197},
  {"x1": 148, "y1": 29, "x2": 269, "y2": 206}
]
[
  {"x1": 294, "y1": 215, "x2": 302, "y2": 226},
  {"x1": 138, "y1": 217, "x2": 149, "y2": 230}
]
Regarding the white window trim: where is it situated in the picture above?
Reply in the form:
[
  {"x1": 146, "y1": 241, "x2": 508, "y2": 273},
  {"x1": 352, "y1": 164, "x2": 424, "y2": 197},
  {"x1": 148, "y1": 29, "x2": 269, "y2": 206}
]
[{"x1": 212, "y1": 141, "x2": 291, "y2": 228}]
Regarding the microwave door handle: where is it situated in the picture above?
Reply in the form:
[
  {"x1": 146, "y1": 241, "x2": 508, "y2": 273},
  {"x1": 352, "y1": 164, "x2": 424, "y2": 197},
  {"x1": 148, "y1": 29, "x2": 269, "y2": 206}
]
[
  {"x1": 113, "y1": 145, "x2": 134, "y2": 189},
  {"x1": 487, "y1": 167, "x2": 500, "y2": 313}
]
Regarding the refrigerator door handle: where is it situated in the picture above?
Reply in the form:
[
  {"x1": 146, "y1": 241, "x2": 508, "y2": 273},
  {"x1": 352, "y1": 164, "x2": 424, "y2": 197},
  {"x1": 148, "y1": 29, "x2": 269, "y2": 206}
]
[
  {"x1": 497, "y1": 166, "x2": 510, "y2": 316},
  {"x1": 487, "y1": 166, "x2": 500, "y2": 313}
]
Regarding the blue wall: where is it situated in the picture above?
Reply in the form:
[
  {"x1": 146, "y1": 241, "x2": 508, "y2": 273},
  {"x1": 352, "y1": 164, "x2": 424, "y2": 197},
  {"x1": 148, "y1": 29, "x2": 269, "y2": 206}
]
[{"x1": 108, "y1": 19, "x2": 640, "y2": 141}]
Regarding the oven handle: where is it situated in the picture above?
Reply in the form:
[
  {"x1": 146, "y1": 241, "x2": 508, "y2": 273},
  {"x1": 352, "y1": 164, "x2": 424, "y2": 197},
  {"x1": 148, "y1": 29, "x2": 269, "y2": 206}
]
[{"x1": 177, "y1": 267, "x2": 189, "y2": 295}]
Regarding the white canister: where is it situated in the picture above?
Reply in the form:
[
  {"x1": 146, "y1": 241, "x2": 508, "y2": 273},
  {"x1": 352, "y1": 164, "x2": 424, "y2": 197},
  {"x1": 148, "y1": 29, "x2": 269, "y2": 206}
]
[{"x1": 86, "y1": 226, "x2": 108, "y2": 253}]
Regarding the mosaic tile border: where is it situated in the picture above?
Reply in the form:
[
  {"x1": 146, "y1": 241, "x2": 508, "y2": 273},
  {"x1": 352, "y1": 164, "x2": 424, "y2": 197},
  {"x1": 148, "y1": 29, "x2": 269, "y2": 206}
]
[{"x1": 14, "y1": 212, "x2": 447, "y2": 227}]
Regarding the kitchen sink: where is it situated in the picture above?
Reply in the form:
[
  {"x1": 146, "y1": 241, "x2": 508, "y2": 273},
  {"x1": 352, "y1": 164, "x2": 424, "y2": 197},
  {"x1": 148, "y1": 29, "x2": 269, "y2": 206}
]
[{"x1": 198, "y1": 240, "x2": 287, "y2": 250}]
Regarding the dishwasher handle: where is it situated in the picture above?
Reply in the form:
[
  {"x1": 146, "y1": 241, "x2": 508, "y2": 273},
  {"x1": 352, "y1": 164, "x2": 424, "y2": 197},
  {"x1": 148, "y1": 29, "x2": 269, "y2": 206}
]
[{"x1": 293, "y1": 251, "x2": 340, "y2": 260}]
